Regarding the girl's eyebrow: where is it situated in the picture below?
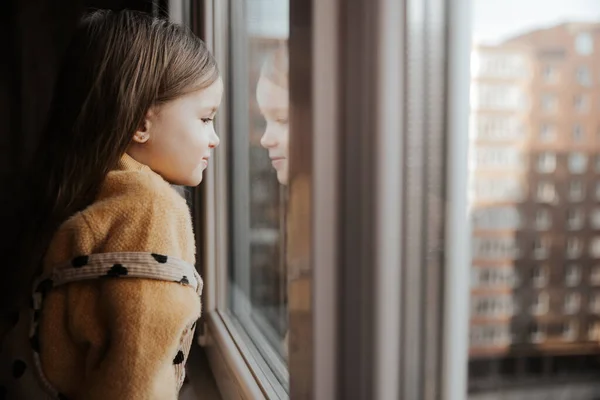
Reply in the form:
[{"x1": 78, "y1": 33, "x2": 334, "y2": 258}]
[{"x1": 201, "y1": 107, "x2": 217, "y2": 115}]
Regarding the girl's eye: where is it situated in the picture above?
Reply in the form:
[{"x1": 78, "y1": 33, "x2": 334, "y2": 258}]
[{"x1": 201, "y1": 118, "x2": 214, "y2": 124}]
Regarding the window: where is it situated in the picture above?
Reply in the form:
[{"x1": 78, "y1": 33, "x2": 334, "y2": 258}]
[
  {"x1": 535, "y1": 208, "x2": 551, "y2": 230},
  {"x1": 576, "y1": 32, "x2": 594, "y2": 55},
  {"x1": 589, "y1": 321, "x2": 600, "y2": 340},
  {"x1": 591, "y1": 293, "x2": 600, "y2": 314},
  {"x1": 472, "y1": 295, "x2": 516, "y2": 318},
  {"x1": 529, "y1": 322, "x2": 545, "y2": 343},
  {"x1": 539, "y1": 123, "x2": 556, "y2": 142},
  {"x1": 467, "y1": 3, "x2": 600, "y2": 397},
  {"x1": 542, "y1": 64, "x2": 558, "y2": 83},
  {"x1": 531, "y1": 292, "x2": 549, "y2": 315},
  {"x1": 536, "y1": 152, "x2": 556, "y2": 173},
  {"x1": 564, "y1": 293, "x2": 581, "y2": 314},
  {"x1": 574, "y1": 94, "x2": 589, "y2": 113},
  {"x1": 567, "y1": 207, "x2": 584, "y2": 230},
  {"x1": 208, "y1": 0, "x2": 291, "y2": 393},
  {"x1": 565, "y1": 264, "x2": 582, "y2": 287},
  {"x1": 592, "y1": 237, "x2": 600, "y2": 258},
  {"x1": 533, "y1": 236, "x2": 550, "y2": 259},
  {"x1": 576, "y1": 65, "x2": 592, "y2": 86},
  {"x1": 541, "y1": 94, "x2": 557, "y2": 112},
  {"x1": 472, "y1": 207, "x2": 522, "y2": 230},
  {"x1": 532, "y1": 265, "x2": 548, "y2": 288},
  {"x1": 536, "y1": 181, "x2": 556, "y2": 203},
  {"x1": 592, "y1": 266, "x2": 600, "y2": 286},
  {"x1": 474, "y1": 115, "x2": 523, "y2": 141},
  {"x1": 572, "y1": 124, "x2": 585, "y2": 142},
  {"x1": 472, "y1": 237, "x2": 520, "y2": 260},
  {"x1": 569, "y1": 180, "x2": 585, "y2": 201},
  {"x1": 591, "y1": 208, "x2": 600, "y2": 229},
  {"x1": 475, "y1": 147, "x2": 523, "y2": 170},
  {"x1": 567, "y1": 237, "x2": 583, "y2": 259},
  {"x1": 473, "y1": 267, "x2": 519, "y2": 288},
  {"x1": 474, "y1": 177, "x2": 524, "y2": 202},
  {"x1": 568, "y1": 152, "x2": 588, "y2": 174},
  {"x1": 562, "y1": 320, "x2": 578, "y2": 341}
]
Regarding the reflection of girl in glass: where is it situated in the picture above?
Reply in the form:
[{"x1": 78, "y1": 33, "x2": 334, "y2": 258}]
[{"x1": 256, "y1": 41, "x2": 289, "y2": 185}]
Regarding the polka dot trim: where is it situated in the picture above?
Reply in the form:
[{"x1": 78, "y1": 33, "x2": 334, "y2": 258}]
[{"x1": 26, "y1": 252, "x2": 203, "y2": 399}]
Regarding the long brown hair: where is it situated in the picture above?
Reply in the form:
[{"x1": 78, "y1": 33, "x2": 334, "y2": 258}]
[{"x1": 2, "y1": 9, "x2": 219, "y2": 314}]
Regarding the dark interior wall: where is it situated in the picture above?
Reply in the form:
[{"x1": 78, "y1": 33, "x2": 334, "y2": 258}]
[{"x1": 0, "y1": 0, "x2": 165, "y2": 313}]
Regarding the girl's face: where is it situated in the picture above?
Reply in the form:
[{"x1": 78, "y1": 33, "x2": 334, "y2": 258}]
[
  {"x1": 129, "y1": 77, "x2": 223, "y2": 186},
  {"x1": 256, "y1": 76, "x2": 289, "y2": 185}
]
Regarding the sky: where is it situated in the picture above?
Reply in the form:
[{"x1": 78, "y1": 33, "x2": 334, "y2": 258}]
[{"x1": 473, "y1": 0, "x2": 600, "y2": 44}]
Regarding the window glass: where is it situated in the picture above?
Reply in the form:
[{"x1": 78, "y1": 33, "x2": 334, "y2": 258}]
[
  {"x1": 227, "y1": 0, "x2": 290, "y2": 388},
  {"x1": 569, "y1": 180, "x2": 585, "y2": 202},
  {"x1": 468, "y1": 2, "x2": 600, "y2": 396},
  {"x1": 568, "y1": 152, "x2": 588, "y2": 174},
  {"x1": 541, "y1": 93, "x2": 557, "y2": 113},
  {"x1": 572, "y1": 124, "x2": 585, "y2": 142},
  {"x1": 576, "y1": 32, "x2": 594, "y2": 55}
]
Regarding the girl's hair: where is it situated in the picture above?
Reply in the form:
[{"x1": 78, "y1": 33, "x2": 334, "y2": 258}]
[
  {"x1": 2, "y1": 9, "x2": 219, "y2": 314},
  {"x1": 260, "y1": 40, "x2": 288, "y2": 89}
]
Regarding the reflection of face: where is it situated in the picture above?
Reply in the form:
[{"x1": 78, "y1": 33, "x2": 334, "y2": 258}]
[
  {"x1": 130, "y1": 78, "x2": 223, "y2": 186},
  {"x1": 256, "y1": 76, "x2": 289, "y2": 185}
]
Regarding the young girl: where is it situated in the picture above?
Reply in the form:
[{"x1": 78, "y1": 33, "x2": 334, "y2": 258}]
[
  {"x1": 0, "y1": 9, "x2": 221, "y2": 399},
  {"x1": 256, "y1": 42, "x2": 289, "y2": 186}
]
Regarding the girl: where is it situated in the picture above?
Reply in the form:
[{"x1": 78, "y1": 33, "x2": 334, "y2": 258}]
[
  {"x1": 256, "y1": 42, "x2": 290, "y2": 359},
  {"x1": 256, "y1": 42, "x2": 289, "y2": 185},
  {"x1": 0, "y1": 9, "x2": 221, "y2": 399}
]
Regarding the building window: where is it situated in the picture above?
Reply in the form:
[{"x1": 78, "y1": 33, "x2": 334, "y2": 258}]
[
  {"x1": 472, "y1": 207, "x2": 522, "y2": 230},
  {"x1": 541, "y1": 94, "x2": 557, "y2": 113},
  {"x1": 542, "y1": 64, "x2": 557, "y2": 83},
  {"x1": 530, "y1": 322, "x2": 545, "y2": 343},
  {"x1": 536, "y1": 181, "x2": 556, "y2": 203},
  {"x1": 567, "y1": 237, "x2": 583, "y2": 259},
  {"x1": 472, "y1": 295, "x2": 515, "y2": 318},
  {"x1": 565, "y1": 264, "x2": 582, "y2": 287},
  {"x1": 589, "y1": 321, "x2": 600, "y2": 341},
  {"x1": 591, "y1": 266, "x2": 600, "y2": 286},
  {"x1": 576, "y1": 32, "x2": 594, "y2": 55},
  {"x1": 533, "y1": 236, "x2": 550, "y2": 259},
  {"x1": 564, "y1": 293, "x2": 581, "y2": 314},
  {"x1": 591, "y1": 293, "x2": 600, "y2": 314},
  {"x1": 539, "y1": 123, "x2": 556, "y2": 142},
  {"x1": 574, "y1": 94, "x2": 589, "y2": 113},
  {"x1": 472, "y1": 237, "x2": 519, "y2": 260},
  {"x1": 576, "y1": 65, "x2": 592, "y2": 86},
  {"x1": 474, "y1": 267, "x2": 518, "y2": 289},
  {"x1": 568, "y1": 152, "x2": 588, "y2": 174},
  {"x1": 531, "y1": 292, "x2": 549, "y2": 315},
  {"x1": 591, "y1": 237, "x2": 600, "y2": 258},
  {"x1": 573, "y1": 124, "x2": 585, "y2": 142},
  {"x1": 591, "y1": 208, "x2": 600, "y2": 229},
  {"x1": 569, "y1": 180, "x2": 585, "y2": 201},
  {"x1": 567, "y1": 208, "x2": 584, "y2": 230},
  {"x1": 532, "y1": 265, "x2": 548, "y2": 288},
  {"x1": 562, "y1": 320, "x2": 578, "y2": 341},
  {"x1": 535, "y1": 208, "x2": 552, "y2": 230},
  {"x1": 537, "y1": 152, "x2": 556, "y2": 173}
]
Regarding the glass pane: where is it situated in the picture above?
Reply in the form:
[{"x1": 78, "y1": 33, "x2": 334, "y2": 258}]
[
  {"x1": 227, "y1": 0, "x2": 289, "y2": 388},
  {"x1": 468, "y1": 1, "x2": 600, "y2": 397}
]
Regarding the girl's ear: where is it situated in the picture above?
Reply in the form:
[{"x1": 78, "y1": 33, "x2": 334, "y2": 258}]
[{"x1": 132, "y1": 109, "x2": 154, "y2": 144}]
